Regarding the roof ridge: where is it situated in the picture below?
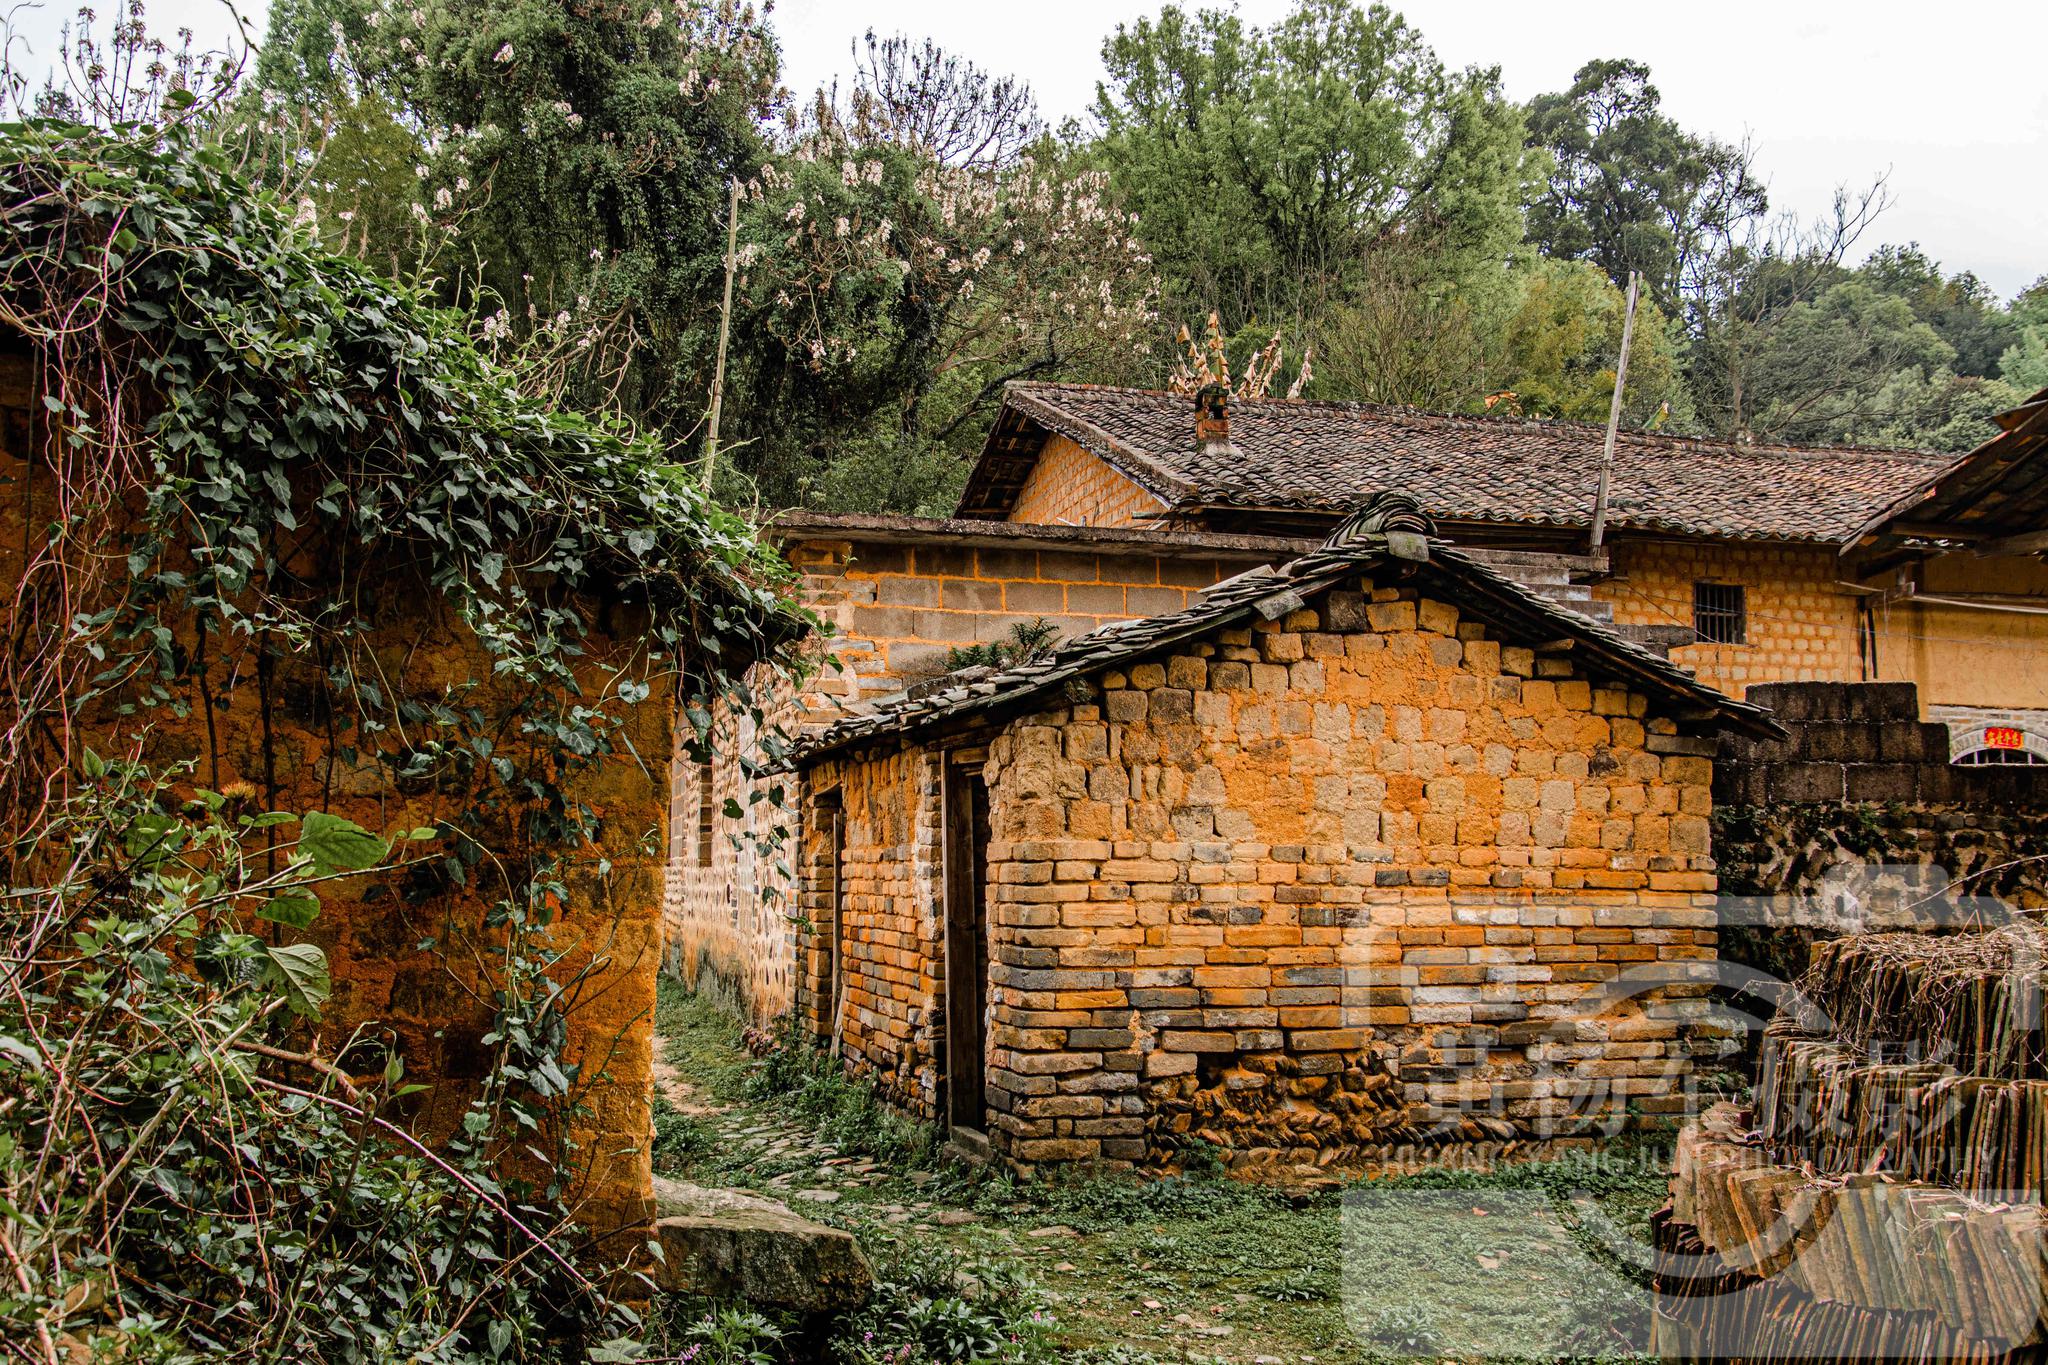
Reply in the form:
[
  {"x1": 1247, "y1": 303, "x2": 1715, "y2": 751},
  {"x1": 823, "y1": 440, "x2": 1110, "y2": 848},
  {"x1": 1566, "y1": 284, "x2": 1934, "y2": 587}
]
[{"x1": 1002, "y1": 380, "x2": 1950, "y2": 464}]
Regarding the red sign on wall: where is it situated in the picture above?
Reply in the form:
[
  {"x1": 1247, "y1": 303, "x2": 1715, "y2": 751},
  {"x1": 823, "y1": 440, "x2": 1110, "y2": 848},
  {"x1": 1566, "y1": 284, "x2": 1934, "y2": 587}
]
[{"x1": 1984, "y1": 726, "x2": 2026, "y2": 751}]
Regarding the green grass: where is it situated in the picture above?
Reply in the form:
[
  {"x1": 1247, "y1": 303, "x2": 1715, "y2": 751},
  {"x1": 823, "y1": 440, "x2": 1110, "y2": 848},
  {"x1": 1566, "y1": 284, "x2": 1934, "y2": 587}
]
[{"x1": 652, "y1": 978, "x2": 1671, "y2": 1363}]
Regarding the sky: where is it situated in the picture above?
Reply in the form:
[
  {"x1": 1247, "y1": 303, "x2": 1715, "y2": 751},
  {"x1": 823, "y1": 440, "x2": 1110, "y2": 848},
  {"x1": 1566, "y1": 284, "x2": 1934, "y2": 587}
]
[{"x1": 11, "y1": 0, "x2": 2044, "y2": 297}]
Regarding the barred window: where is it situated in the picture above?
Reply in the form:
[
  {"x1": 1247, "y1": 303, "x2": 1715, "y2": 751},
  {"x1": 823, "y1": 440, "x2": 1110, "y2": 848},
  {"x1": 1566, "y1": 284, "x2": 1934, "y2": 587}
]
[
  {"x1": 1693, "y1": 582, "x2": 1747, "y2": 645},
  {"x1": 695, "y1": 763, "x2": 715, "y2": 868}
]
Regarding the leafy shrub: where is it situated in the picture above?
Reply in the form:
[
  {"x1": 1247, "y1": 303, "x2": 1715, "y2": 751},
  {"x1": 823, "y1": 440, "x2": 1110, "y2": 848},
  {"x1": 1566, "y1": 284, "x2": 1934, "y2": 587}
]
[
  {"x1": 653, "y1": 1095, "x2": 716, "y2": 1172},
  {"x1": 0, "y1": 760, "x2": 639, "y2": 1360},
  {"x1": 943, "y1": 619, "x2": 1061, "y2": 672},
  {"x1": 743, "y1": 1024, "x2": 939, "y2": 1170},
  {"x1": 833, "y1": 1246, "x2": 1060, "y2": 1365}
]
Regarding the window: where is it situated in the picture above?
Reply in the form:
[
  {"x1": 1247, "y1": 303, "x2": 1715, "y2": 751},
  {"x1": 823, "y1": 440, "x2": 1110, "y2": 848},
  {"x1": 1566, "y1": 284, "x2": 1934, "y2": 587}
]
[
  {"x1": 694, "y1": 763, "x2": 715, "y2": 868},
  {"x1": 1692, "y1": 582, "x2": 1747, "y2": 645}
]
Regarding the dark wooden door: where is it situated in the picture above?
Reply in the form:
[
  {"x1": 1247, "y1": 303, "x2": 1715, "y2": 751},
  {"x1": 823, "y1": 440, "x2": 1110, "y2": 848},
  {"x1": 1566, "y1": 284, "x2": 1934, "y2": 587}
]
[{"x1": 943, "y1": 755, "x2": 991, "y2": 1135}]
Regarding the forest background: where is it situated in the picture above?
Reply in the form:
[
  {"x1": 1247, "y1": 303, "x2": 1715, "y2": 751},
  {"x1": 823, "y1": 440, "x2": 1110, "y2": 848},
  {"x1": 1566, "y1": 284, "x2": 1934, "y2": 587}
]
[{"x1": 23, "y1": 0, "x2": 2047, "y2": 517}]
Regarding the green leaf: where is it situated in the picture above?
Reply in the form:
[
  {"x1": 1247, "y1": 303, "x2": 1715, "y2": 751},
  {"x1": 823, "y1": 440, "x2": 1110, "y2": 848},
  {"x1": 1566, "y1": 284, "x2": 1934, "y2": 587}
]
[
  {"x1": 256, "y1": 892, "x2": 321, "y2": 929},
  {"x1": 297, "y1": 810, "x2": 387, "y2": 874},
  {"x1": 258, "y1": 942, "x2": 331, "y2": 1019}
]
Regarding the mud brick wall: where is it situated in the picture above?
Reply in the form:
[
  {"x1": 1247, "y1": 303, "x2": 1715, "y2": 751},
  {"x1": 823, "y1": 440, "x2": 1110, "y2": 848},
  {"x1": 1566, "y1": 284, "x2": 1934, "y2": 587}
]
[
  {"x1": 806, "y1": 575, "x2": 1734, "y2": 1172},
  {"x1": 3, "y1": 421, "x2": 671, "y2": 1239},
  {"x1": 1712, "y1": 681, "x2": 2048, "y2": 979},
  {"x1": 783, "y1": 530, "x2": 1274, "y2": 708},
  {"x1": 660, "y1": 678, "x2": 803, "y2": 1025},
  {"x1": 793, "y1": 744, "x2": 946, "y2": 1118},
  {"x1": 660, "y1": 523, "x2": 1293, "y2": 1025},
  {"x1": 1596, "y1": 540, "x2": 1860, "y2": 697},
  {"x1": 1005, "y1": 433, "x2": 1168, "y2": 528}
]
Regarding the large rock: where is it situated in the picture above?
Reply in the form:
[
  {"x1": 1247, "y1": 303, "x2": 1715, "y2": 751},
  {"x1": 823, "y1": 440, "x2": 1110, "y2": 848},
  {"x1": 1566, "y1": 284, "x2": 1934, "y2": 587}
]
[{"x1": 650, "y1": 1176, "x2": 873, "y2": 1311}]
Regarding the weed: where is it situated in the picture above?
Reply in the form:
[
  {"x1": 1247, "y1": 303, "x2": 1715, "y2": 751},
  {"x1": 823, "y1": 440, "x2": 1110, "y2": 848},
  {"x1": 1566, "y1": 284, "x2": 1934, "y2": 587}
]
[{"x1": 652, "y1": 1094, "x2": 713, "y2": 1173}]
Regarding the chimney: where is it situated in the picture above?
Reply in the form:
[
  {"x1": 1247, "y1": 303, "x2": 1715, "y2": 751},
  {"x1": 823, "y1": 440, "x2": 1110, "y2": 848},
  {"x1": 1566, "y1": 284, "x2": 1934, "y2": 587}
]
[{"x1": 1195, "y1": 381, "x2": 1233, "y2": 456}]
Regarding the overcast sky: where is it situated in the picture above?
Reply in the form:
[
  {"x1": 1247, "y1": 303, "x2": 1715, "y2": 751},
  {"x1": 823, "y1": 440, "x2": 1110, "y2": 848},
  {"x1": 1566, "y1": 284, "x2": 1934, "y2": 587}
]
[{"x1": 12, "y1": 0, "x2": 2044, "y2": 297}]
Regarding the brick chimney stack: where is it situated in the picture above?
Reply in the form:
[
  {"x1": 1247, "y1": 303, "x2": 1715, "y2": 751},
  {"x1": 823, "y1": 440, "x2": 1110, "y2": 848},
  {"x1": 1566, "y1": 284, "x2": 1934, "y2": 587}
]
[{"x1": 1195, "y1": 382, "x2": 1233, "y2": 456}]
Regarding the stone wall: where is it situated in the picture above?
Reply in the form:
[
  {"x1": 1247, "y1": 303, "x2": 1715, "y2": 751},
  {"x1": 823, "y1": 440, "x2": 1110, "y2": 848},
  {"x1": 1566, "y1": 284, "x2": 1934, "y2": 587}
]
[
  {"x1": 802, "y1": 575, "x2": 1734, "y2": 1172},
  {"x1": 1711, "y1": 682, "x2": 2048, "y2": 981}
]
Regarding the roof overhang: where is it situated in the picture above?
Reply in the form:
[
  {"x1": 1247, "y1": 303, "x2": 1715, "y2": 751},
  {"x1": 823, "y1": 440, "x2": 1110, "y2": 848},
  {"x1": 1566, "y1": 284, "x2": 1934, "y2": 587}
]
[{"x1": 1843, "y1": 386, "x2": 2048, "y2": 564}]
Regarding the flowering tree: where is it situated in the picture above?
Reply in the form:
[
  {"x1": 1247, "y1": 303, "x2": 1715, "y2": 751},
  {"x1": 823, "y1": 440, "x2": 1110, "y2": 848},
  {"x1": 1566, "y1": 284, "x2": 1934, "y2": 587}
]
[{"x1": 729, "y1": 37, "x2": 1159, "y2": 508}]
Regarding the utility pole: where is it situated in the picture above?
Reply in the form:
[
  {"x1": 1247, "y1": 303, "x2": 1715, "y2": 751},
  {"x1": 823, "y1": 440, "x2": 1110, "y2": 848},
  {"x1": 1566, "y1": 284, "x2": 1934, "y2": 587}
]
[
  {"x1": 702, "y1": 177, "x2": 741, "y2": 490},
  {"x1": 1588, "y1": 270, "x2": 1639, "y2": 556}
]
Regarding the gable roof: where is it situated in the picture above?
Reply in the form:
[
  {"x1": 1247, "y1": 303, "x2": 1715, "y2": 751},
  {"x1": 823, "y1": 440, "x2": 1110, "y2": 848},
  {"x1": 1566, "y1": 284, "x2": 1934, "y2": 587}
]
[
  {"x1": 789, "y1": 496, "x2": 1782, "y2": 766},
  {"x1": 959, "y1": 382, "x2": 1949, "y2": 545},
  {"x1": 1846, "y1": 385, "x2": 2048, "y2": 557}
]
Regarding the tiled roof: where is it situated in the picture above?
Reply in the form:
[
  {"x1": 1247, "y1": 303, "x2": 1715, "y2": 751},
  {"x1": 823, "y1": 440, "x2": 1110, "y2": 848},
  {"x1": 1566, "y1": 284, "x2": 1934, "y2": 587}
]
[
  {"x1": 1849, "y1": 385, "x2": 2048, "y2": 553},
  {"x1": 787, "y1": 497, "x2": 1782, "y2": 766},
  {"x1": 961, "y1": 383, "x2": 1950, "y2": 544}
]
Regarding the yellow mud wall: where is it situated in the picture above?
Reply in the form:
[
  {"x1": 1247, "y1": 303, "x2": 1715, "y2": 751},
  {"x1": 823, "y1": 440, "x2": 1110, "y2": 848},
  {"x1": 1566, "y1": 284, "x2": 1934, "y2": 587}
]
[
  {"x1": 1867, "y1": 554, "x2": 2048, "y2": 712},
  {"x1": 1597, "y1": 540, "x2": 1860, "y2": 696},
  {"x1": 1006, "y1": 433, "x2": 1167, "y2": 528},
  {"x1": 3, "y1": 375, "x2": 670, "y2": 1244}
]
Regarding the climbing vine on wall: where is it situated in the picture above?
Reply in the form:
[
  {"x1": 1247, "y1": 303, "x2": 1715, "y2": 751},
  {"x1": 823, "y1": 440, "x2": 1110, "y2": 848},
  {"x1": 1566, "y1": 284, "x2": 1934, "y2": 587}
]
[{"x1": 0, "y1": 107, "x2": 810, "y2": 1359}]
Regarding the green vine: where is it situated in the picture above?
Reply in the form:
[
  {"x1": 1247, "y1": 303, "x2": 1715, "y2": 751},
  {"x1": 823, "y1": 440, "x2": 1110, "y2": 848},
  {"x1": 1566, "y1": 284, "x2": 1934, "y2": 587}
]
[{"x1": 0, "y1": 108, "x2": 812, "y2": 1359}]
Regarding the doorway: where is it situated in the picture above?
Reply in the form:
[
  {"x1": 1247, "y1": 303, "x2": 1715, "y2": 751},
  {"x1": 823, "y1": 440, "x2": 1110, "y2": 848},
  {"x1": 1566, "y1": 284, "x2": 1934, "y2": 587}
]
[{"x1": 942, "y1": 750, "x2": 991, "y2": 1138}]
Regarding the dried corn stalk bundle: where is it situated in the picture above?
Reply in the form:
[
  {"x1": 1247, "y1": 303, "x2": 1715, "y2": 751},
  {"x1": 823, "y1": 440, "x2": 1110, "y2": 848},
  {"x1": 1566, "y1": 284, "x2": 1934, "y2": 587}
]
[{"x1": 1799, "y1": 925, "x2": 2048, "y2": 1081}]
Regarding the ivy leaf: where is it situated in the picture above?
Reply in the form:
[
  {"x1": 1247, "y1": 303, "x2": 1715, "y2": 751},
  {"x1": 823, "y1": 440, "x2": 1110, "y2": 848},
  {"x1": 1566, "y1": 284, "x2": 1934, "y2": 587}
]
[
  {"x1": 487, "y1": 1318, "x2": 514, "y2": 1357},
  {"x1": 257, "y1": 892, "x2": 321, "y2": 929},
  {"x1": 258, "y1": 942, "x2": 331, "y2": 1018},
  {"x1": 297, "y1": 811, "x2": 387, "y2": 874}
]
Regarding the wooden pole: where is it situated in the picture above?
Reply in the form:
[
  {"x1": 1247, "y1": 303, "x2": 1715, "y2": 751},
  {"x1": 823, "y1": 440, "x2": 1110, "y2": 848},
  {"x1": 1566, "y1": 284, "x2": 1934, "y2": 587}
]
[
  {"x1": 702, "y1": 177, "x2": 741, "y2": 490},
  {"x1": 1589, "y1": 270, "x2": 1640, "y2": 555}
]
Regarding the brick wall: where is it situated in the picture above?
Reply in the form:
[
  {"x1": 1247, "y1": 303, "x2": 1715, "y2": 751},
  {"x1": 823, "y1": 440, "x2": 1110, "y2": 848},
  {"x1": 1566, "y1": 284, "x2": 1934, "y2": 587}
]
[
  {"x1": 800, "y1": 576, "x2": 1732, "y2": 1172},
  {"x1": 794, "y1": 744, "x2": 946, "y2": 1117},
  {"x1": 784, "y1": 530, "x2": 1277, "y2": 709},
  {"x1": 659, "y1": 525, "x2": 1289, "y2": 1023},
  {"x1": 1006, "y1": 433, "x2": 1166, "y2": 528},
  {"x1": 1597, "y1": 540, "x2": 1861, "y2": 696}
]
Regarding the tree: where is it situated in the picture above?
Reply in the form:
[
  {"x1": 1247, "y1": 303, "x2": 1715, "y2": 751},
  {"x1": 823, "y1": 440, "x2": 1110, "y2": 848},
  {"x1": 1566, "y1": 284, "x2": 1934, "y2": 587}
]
[
  {"x1": 1091, "y1": 0, "x2": 1530, "y2": 330},
  {"x1": 340, "y1": 0, "x2": 784, "y2": 434},
  {"x1": 1737, "y1": 278, "x2": 1953, "y2": 444},
  {"x1": 1858, "y1": 243, "x2": 2019, "y2": 379},
  {"x1": 1491, "y1": 258, "x2": 1690, "y2": 426},
  {"x1": 1523, "y1": 59, "x2": 1766, "y2": 316},
  {"x1": 727, "y1": 39, "x2": 1159, "y2": 509},
  {"x1": 1999, "y1": 276, "x2": 2048, "y2": 395}
]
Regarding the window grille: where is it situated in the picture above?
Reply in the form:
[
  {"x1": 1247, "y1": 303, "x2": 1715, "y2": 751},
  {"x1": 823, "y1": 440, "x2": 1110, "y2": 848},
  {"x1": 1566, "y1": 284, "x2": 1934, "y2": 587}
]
[
  {"x1": 1692, "y1": 582, "x2": 1747, "y2": 645},
  {"x1": 695, "y1": 763, "x2": 715, "y2": 868}
]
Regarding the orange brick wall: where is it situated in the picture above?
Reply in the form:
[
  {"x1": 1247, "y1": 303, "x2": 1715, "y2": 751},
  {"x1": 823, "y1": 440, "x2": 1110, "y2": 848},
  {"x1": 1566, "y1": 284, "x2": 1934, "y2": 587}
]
[
  {"x1": 1006, "y1": 433, "x2": 1167, "y2": 528},
  {"x1": 1597, "y1": 540, "x2": 1861, "y2": 697},
  {"x1": 797, "y1": 575, "x2": 1728, "y2": 1171},
  {"x1": 792, "y1": 745, "x2": 945, "y2": 1118},
  {"x1": 661, "y1": 532, "x2": 1276, "y2": 1026},
  {"x1": 787, "y1": 534, "x2": 1269, "y2": 709}
]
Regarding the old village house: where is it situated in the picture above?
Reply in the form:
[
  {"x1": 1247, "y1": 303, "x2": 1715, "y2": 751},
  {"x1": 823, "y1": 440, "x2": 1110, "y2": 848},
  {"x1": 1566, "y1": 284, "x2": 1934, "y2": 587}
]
[{"x1": 667, "y1": 382, "x2": 2048, "y2": 1171}]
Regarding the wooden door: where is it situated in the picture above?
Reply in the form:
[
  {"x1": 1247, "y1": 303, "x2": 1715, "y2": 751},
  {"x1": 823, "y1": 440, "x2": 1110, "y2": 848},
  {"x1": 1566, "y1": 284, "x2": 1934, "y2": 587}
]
[{"x1": 943, "y1": 753, "x2": 991, "y2": 1135}]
